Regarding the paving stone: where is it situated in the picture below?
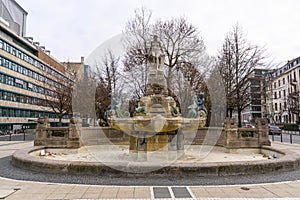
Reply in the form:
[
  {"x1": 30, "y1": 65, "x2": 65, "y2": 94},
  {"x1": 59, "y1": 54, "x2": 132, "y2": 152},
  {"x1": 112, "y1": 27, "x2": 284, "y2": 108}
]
[
  {"x1": 189, "y1": 187, "x2": 211, "y2": 197},
  {"x1": 44, "y1": 192, "x2": 67, "y2": 199},
  {"x1": 81, "y1": 192, "x2": 101, "y2": 199},
  {"x1": 134, "y1": 187, "x2": 151, "y2": 198},
  {"x1": 117, "y1": 187, "x2": 134, "y2": 198},
  {"x1": 0, "y1": 189, "x2": 16, "y2": 199},
  {"x1": 100, "y1": 187, "x2": 119, "y2": 198}
]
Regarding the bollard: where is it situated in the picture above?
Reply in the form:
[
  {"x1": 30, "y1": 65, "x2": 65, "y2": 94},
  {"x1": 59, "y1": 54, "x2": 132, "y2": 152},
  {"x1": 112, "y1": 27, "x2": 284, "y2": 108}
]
[
  {"x1": 9, "y1": 133, "x2": 11, "y2": 141},
  {"x1": 280, "y1": 132, "x2": 283, "y2": 143},
  {"x1": 272, "y1": 134, "x2": 274, "y2": 141},
  {"x1": 23, "y1": 131, "x2": 25, "y2": 141},
  {"x1": 290, "y1": 133, "x2": 293, "y2": 144}
]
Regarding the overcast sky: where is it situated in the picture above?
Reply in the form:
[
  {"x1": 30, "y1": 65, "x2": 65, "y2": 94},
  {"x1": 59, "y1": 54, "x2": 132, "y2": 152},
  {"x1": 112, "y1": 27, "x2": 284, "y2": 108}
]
[{"x1": 17, "y1": 0, "x2": 300, "y2": 67}]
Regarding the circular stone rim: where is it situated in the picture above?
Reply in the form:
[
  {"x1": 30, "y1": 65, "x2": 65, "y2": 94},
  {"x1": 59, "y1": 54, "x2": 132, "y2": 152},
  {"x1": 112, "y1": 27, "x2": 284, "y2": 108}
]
[{"x1": 11, "y1": 146, "x2": 300, "y2": 177}]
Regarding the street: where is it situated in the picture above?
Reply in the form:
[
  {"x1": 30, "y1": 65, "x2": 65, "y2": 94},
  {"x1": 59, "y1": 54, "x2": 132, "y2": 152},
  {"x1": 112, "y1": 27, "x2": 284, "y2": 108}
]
[
  {"x1": 1, "y1": 132, "x2": 300, "y2": 144},
  {"x1": 269, "y1": 131, "x2": 300, "y2": 144},
  {"x1": 0, "y1": 133, "x2": 35, "y2": 141}
]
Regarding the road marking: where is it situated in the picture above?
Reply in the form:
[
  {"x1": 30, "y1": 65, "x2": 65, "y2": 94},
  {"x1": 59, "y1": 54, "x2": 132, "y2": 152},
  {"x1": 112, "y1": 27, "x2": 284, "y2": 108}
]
[
  {"x1": 186, "y1": 186, "x2": 196, "y2": 199},
  {"x1": 153, "y1": 187, "x2": 171, "y2": 198},
  {"x1": 171, "y1": 187, "x2": 192, "y2": 198}
]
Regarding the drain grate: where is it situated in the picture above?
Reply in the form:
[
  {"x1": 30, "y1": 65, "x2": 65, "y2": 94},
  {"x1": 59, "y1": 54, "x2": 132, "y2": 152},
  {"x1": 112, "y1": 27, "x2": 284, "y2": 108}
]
[
  {"x1": 171, "y1": 187, "x2": 192, "y2": 198},
  {"x1": 153, "y1": 187, "x2": 171, "y2": 198}
]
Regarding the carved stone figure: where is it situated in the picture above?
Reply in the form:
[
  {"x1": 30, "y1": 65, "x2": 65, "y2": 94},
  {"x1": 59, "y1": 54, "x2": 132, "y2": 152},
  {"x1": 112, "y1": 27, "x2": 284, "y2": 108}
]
[
  {"x1": 187, "y1": 92, "x2": 207, "y2": 118},
  {"x1": 149, "y1": 35, "x2": 164, "y2": 69},
  {"x1": 104, "y1": 93, "x2": 129, "y2": 119},
  {"x1": 146, "y1": 35, "x2": 168, "y2": 95}
]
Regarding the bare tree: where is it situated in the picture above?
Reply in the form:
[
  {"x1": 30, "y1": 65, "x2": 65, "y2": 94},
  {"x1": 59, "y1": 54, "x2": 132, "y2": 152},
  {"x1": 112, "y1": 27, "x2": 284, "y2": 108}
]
[
  {"x1": 218, "y1": 24, "x2": 266, "y2": 127},
  {"x1": 94, "y1": 50, "x2": 122, "y2": 124},
  {"x1": 123, "y1": 8, "x2": 211, "y2": 113},
  {"x1": 44, "y1": 75, "x2": 74, "y2": 126}
]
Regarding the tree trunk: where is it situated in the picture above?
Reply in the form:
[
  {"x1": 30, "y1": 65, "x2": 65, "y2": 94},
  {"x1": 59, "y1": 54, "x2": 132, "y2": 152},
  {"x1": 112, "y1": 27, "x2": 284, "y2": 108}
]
[
  {"x1": 229, "y1": 108, "x2": 233, "y2": 118},
  {"x1": 237, "y1": 108, "x2": 242, "y2": 127},
  {"x1": 59, "y1": 116, "x2": 62, "y2": 127}
]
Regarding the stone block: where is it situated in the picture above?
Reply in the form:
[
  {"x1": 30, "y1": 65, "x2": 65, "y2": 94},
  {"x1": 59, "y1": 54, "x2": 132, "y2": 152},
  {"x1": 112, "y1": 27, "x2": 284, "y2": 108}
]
[
  {"x1": 129, "y1": 136, "x2": 137, "y2": 151},
  {"x1": 146, "y1": 136, "x2": 157, "y2": 151}
]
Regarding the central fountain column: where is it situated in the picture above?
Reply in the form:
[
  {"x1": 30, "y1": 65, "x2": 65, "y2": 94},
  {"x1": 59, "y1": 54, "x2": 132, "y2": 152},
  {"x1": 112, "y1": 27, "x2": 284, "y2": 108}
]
[{"x1": 128, "y1": 35, "x2": 183, "y2": 153}]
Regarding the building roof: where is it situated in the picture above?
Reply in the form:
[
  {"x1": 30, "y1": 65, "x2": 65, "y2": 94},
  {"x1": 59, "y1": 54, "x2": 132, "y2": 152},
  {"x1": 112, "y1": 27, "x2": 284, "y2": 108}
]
[{"x1": 11, "y1": 0, "x2": 28, "y2": 15}]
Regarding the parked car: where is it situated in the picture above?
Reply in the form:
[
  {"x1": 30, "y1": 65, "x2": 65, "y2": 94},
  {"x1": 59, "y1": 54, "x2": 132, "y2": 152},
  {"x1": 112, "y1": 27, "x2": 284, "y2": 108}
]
[
  {"x1": 242, "y1": 124, "x2": 255, "y2": 128},
  {"x1": 269, "y1": 125, "x2": 282, "y2": 135}
]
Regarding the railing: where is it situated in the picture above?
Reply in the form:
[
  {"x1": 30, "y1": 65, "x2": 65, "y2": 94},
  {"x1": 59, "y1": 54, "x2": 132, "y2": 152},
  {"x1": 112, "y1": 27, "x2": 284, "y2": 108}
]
[{"x1": 270, "y1": 130, "x2": 300, "y2": 144}]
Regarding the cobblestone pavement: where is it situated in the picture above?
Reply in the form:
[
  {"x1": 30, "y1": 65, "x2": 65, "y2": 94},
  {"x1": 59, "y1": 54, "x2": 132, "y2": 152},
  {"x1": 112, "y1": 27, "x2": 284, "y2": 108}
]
[{"x1": 0, "y1": 141, "x2": 300, "y2": 199}]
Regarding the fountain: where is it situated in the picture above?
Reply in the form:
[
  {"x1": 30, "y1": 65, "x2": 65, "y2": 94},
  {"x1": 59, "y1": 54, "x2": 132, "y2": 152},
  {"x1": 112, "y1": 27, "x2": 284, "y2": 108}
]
[
  {"x1": 107, "y1": 35, "x2": 206, "y2": 153},
  {"x1": 11, "y1": 35, "x2": 300, "y2": 178}
]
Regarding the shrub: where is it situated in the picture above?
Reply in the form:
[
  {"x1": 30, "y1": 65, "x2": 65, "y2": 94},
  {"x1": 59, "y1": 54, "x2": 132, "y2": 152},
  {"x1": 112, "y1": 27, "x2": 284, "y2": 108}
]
[{"x1": 283, "y1": 123, "x2": 299, "y2": 131}]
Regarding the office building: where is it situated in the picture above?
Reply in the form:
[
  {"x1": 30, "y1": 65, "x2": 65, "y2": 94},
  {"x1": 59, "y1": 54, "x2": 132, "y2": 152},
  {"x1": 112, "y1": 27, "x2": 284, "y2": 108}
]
[{"x1": 0, "y1": 0, "x2": 70, "y2": 131}]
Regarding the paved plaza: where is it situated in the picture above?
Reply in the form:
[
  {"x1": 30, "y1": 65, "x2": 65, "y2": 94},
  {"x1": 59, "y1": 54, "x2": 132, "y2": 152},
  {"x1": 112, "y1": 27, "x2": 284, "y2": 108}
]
[{"x1": 0, "y1": 140, "x2": 300, "y2": 199}]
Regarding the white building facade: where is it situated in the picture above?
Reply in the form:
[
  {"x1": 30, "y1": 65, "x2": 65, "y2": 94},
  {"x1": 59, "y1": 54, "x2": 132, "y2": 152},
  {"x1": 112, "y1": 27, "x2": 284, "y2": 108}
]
[{"x1": 266, "y1": 56, "x2": 300, "y2": 124}]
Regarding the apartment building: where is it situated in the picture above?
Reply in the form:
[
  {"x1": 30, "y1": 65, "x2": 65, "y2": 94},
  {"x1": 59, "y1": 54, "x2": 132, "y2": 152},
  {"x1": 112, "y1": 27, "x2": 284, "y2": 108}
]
[
  {"x1": 240, "y1": 68, "x2": 271, "y2": 123},
  {"x1": 0, "y1": 0, "x2": 70, "y2": 131},
  {"x1": 266, "y1": 56, "x2": 300, "y2": 124}
]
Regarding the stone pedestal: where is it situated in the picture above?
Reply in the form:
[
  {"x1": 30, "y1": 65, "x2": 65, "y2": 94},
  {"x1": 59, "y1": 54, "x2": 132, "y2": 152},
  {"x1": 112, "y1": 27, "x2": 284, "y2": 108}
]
[
  {"x1": 224, "y1": 117, "x2": 271, "y2": 151},
  {"x1": 34, "y1": 117, "x2": 82, "y2": 148}
]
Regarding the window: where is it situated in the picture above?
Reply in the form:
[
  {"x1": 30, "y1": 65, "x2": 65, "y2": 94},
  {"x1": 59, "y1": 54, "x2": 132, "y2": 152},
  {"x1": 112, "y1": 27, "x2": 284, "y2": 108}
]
[
  {"x1": 15, "y1": 110, "x2": 20, "y2": 117},
  {"x1": 4, "y1": 59, "x2": 9, "y2": 68},
  {"x1": 274, "y1": 92, "x2": 277, "y2": 99},
  {"x1": 7, "y1": 77, "x2": 14, "y2": 85},
  {"x1": 11, "y1": 63, "x2": 16, "y2": 71},
  {"x1": 284, "y1": 102, "x2": 287, "y2": 109},
  {"x1": 17, "y1": 51, "x2": 22, "y2": 59},
  {"x1": 283, "y1": 78, "x2": 285, "y2": 85},
  {"x1": 28, "y1": 70, "x2": 32, "y2": 77},
  {"x1": 17, "y1": 65, "x2": 22, "y2": 73},
  {"x1": 16, "y1": 94, "x2": 20, "y2": 102},
  {"x1": 23, "y1": 68, "x2": 27, "y2": 75},
  {"x1": 2, "y1": 108, "x2": 8, "y2": 117},
  {"x1": 6, "y1": 44, "x2": 11, "y2": 53},
  {"x1": 9, "y1": 109, "x2": 14, "y2": 117},
  {"x1": 25, "y1": 110, "x2": 30, "y2": 118},
  {"x1": 23, "y1": 54, "x2": 28, "y2": 62},
  {"x1": 279, "y1": 91, "x2": 281, "y2": 98},
  {"x1": 279, "y1": 103, "x2": 282, "y2": 111},
  {"x1": 275, "y1": 103, "x2": 278, "y2": 111},
  {"x1": 274, "y1": 82, "x2": 276, "y2": 89},
  {"x1": 278, "y1": 80, "x2": 280, "y2": 87},
  {"x1": 12, "y1": 48, "x2": 16, "y2": 56},
  {"x1": 283, "y1": 90, "x2": 286, "y2": 97},
  {"x1": 2, "y1": 92, "x2": 7, "y2": 100},
  {"x1": 20, "y1": 96, "x2": 25, "y2": 103}
]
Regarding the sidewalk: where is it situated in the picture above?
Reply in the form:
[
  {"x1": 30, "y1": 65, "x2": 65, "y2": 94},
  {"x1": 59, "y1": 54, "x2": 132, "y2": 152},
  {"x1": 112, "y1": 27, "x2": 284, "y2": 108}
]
[
  {"x1": 0, "y1": 141, "x2": 299, "y2": 199},
  {"x1": 0, "y1": 177, "x2": 300, "y2": 199}
]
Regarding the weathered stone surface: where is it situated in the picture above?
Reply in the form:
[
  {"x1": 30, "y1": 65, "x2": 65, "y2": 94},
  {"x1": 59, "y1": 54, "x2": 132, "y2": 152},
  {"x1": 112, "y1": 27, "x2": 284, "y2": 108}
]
[
  {"x1": 11, "y1": 145, "x2": 300, "y2": 177},
  {"x1": 34, "y1": 117, "x2": 82, "y2": 148}
]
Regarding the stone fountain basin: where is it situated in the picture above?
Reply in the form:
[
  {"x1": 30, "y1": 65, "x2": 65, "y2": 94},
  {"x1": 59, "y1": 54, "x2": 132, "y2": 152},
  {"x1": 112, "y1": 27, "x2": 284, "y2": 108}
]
[
  {"x1": 11, "y1": 145, "x2": 300, "y2": 177},
  {"x1": 109, "y1": 116, "x2": 202, "y2": 132}
]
